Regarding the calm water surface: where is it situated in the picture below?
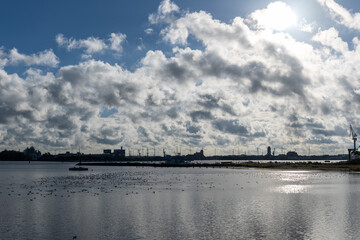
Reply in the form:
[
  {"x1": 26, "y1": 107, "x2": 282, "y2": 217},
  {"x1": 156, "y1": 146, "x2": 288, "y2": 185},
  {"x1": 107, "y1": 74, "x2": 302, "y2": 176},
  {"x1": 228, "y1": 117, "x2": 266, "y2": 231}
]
[{"x1": 0, "y1": 161, "x2": 359, "y2": 240}]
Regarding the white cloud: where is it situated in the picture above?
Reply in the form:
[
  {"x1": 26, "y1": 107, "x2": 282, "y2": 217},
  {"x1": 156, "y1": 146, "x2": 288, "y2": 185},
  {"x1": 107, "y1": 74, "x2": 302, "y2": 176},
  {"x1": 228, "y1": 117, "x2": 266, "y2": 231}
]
[
  {"x1": 149, "y1": 0, "x2": 179, "y2": 24},
  {"x1": 145, "y1": 28, "x2": 154, "y2": 35},
  {"x1": 56, "y1": 33, "x2": 126, "y2": 56},
  {"x1": 146, "y1": 3, "x2": 360, "y2": 154},
  {"x1": 56, "y1": 34, "x2": 107, "y2": 54},
  {"x1": 161, "y1": 11, "x2": 251, "y2": 47},
  {"x1": 80, "y1": 37, "x2": 108, "y2": 54},
  {"x1": 299, "y1": 19, "x2": 316, "y2": 33},
  {"x1": 312, "y1": 27, "x2": 349, "y2": 53},
  {"x1": 109, "y1": 33, "x2": 126, "y2": 52},
  {"x1": 317, "y1": 0, "x2": 360, "y2": 31},
  {"x1": 0, "y1": 47, "x2": 8, "y2": 68},
  {"x1": 300, "y1": 24, "x2": 314, "y2": 33},
  {"x1": 2, "y1": 1, "x2": 360, "y2": 155},
  {"x1": 248, "y1": 1, "x2": 297, "y2": 31},
  {"x1": 8, "y1": 48, "x2": 59, "y2": 67}
]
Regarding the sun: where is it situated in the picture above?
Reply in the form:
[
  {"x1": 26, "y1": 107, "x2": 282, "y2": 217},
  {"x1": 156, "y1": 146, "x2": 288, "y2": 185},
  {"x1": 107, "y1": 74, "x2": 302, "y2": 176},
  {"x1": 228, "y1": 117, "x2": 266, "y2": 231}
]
[{"x1": 250, "y1": 1, "x2": 298, "y2": 31}]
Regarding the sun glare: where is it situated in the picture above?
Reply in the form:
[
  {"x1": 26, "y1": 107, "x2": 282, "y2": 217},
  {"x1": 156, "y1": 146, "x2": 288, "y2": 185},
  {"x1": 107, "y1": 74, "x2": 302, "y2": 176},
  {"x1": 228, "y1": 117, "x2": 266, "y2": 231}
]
[{"x1": 252, "y1": 1, "x2": 298, "y2": 31}]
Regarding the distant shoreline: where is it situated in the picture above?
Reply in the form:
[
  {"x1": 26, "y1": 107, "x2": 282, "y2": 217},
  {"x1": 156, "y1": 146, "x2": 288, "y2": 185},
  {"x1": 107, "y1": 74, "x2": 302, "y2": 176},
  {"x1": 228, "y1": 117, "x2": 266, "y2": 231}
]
[
  {"x1": 2, "y1": 159, "x2": 359, "y2": 172},
  {"x1": 79, "y1": 161, "x2": 360, "y2": 172}
]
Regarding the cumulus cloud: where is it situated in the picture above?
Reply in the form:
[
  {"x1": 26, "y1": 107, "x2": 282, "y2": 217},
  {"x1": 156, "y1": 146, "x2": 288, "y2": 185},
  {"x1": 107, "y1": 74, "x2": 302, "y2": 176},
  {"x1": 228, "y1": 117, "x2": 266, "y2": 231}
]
[
  {"x1": 8, "y1": 48, "x2": 59, "y2": 67},
  {"x1": 248, "y1": 1, "x2": 297, "y2": 31},
  {"x1": 161, "y1": 11, "x2": 251, "y2": 46},
  {"x1": 299, "y1": 19, "x2": 316, "y2": 33},
  {"x1": 56, "y1": 33, "x2": 126, "y2": 56},
  {"x1": 0, "y1": 47, "x2": 8, "y2": 68},
  {"x1": 159, "y1": 12, "x2": 310, "y2": 99},
  {"x1": 197, "y1": 94, "x2": 236, "y2": 115},
  {"x1": 312, "y1": 27, "x2": 349, "y2": 53},
  {"x1": 109, "y1": 33, "x2": 127, "y2": 52},
  {"x1": 145, "y1": 28, "x2": 154, "y2": 35},
  {"x1": 186, "y1": 121, "x2": 201, "y2": 134},
  {"x1": 91, "y1": 125, "x2": 124, "y2": 145},
  {"x1": 212, "y1": 119, "x2": 248, "y2": 135},
  {"x1": 1, "y1": 0, "x2": 360, "y2": 155},
  {"x1": 317, "y1": 0, "x2": 360, "y2": 31},
  {"x1": 149, "y1": 0, "x2": 179, "y2": 24},
  {"x1": 53, "y1": 60, "x2": 140, "y2": 107},
  {"x1": 56, "y1": 34, "x2": 107, "y2": 54},
  {"x1": 190, "y1": 111, "x2": 214, "y2": 122}
]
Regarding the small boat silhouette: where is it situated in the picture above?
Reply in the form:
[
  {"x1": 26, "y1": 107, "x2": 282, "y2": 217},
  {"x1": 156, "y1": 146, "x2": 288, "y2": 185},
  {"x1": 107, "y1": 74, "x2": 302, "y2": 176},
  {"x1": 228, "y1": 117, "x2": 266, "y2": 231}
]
[{"x1": 69, "y1": 146, "x2": 88, "y2": 171}]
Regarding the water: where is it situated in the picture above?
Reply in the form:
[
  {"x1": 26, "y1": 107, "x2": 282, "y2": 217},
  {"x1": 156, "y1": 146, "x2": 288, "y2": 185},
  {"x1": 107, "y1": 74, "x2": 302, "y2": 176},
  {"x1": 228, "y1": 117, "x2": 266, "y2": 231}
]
[{"x1": 0, "y1": 161, "x2": 360, "y2": 240}]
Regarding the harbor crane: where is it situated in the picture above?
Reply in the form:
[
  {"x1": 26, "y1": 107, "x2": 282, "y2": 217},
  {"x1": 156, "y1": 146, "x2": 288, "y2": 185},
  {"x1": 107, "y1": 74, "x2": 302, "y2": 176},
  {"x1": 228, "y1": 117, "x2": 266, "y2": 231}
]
[{"x1": 350, "y1": 125, "x2": 357, "y2": 150}]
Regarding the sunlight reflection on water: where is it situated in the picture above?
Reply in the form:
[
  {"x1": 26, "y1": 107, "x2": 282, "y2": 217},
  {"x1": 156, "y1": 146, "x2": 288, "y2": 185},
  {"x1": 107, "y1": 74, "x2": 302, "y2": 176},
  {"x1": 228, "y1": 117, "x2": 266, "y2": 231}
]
[{"x1": 274, "y1": 184, "x2": 311, "y2": 194}]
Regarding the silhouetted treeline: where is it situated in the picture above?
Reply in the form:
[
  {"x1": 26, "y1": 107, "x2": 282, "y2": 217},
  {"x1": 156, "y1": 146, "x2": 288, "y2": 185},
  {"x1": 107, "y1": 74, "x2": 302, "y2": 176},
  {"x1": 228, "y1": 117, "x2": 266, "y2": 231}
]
[
  {"x1": 0, "y1": 150, "x2": 55, "y2": 161},
  {"x1": 40, "y1": 152, "x2": 55, "y2": 161},
  {"x1": 0, "y1": 150, "x2": 29, "y2": 161}
]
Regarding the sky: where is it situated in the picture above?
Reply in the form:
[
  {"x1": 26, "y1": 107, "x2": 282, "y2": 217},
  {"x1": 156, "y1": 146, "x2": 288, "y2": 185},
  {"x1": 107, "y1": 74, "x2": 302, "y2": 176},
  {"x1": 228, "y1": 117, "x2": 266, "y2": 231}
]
[{"x1": 1, "y1": 0, "x2": 360, "y2": 155}]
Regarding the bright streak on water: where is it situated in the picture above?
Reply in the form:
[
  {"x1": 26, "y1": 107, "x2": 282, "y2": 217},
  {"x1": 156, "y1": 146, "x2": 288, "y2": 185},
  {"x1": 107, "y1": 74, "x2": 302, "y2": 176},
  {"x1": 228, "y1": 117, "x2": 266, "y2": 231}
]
[{"x1": 0, "y1": 161, "x2": 360, "y2": 239}]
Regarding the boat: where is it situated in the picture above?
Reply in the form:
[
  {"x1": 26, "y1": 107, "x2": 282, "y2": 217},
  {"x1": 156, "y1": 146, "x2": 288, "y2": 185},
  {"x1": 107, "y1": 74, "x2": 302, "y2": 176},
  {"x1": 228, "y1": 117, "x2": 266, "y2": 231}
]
[{"x1": 69, "y1": 146, "x2": 88, "y2": 171}]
